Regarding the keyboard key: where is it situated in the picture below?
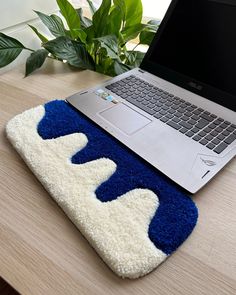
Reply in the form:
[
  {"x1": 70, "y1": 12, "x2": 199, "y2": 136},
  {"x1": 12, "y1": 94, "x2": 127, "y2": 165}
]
[
  {"x1": 181, "y1": 115, "x2": 189, "y2": 121},
  {"x1": 191, "y1": 114, "x2": 200, "y2": 121},
  {"x1": 186, "y1": 131, "x2": 194, "y2": 137},
  {"x1": 179, "y1": 127, "x2": 188, "y2": 134},
  {"x1": 144, "y1": 96, "x2": 152, "y2": 101},
  {"x1": 203, "y1": 127, "x2": 211, "y2": 133},
  {"x1": 160, "y1": 116, "x2": 169, "y2": 123},
  {"x1": 166, "y1": 113, "x2": 174, "y2": 119},
  {"x1": 167, "y1": 121, "x2": 181, "y2": 130},
  {"x1": 195, "y1": 118, "x2": 209, "y2": 129},
  {"x1": 136, "y1": 97, "x2": 144, "y2": 102},
  {"x1": 226, "y1": 126, "x2": 235, "y2": 132},
  {"x1": 154, "y1": 113, "x2": 162, "y2": 119},
  {"x1": 224, "y1": 133, "x2": 236, "y2": 145},
  {"x1": 179, "y1": 121, "x2": 192, "y2": 129},
  {"x1": 222, "y1": 130, "x2": 230, "y2": 136},
  {"x1": 160, "y1": 98, "x2": 167, "y2": 103},
  {"x1": 141, "y1": 100, "x2": 149, "y2": 105},
  {"x1": 171, "y1": 105, "x2": 179, "y2": 110},
  {"x1": 198, "y1": 130, "x2": 207, "y2": 137},
  {"x1": 208, "y1": 123, "x2": 217, "y2": 129},
  {"x1": 213, "y1": 119, "x2": 222, "y2": 125},
  {"x1": 220, "y1": 122, "x2": 228, "y2": 129},
  {"x1": 186, "y1": 106, "x2": 195, "y2": 112},
  {"x1": 193, "y1": 135, "x2": 201, "y2": 141},
  {"x1": 193, "y1": 109, "x2": 202, "y2": 115},
  {"x1": 188, "y1": 119, "x2": 197, "y2": 126},
  {"x1": 126, "y1": 97, "x2": 137, "y2": 104},
  {"x1": 173, "y1": 117, "x2": 181, "y2": 123},
  {"x1": 185, "y1": 111, "x2": 192, "y2": 117},
  {"x1": 168, "y1": 109, "x2": 176, "y2": 114},
  {"x1": 206, "y1": 143, "x2": 215, "y2": 150},
  {"x1": 200, "y1": 138, "x2": 208, "y2": 145},
  {"x1": 160, "y1": 110, "x2": 167, "y2": 116},
  {"x1": 161, "y1": 94, "x2": 168, "y2": 99},
  {"x1": 215, "y1": 126, "x2": 223, "y2": 133},
  {"x1": 210, "y1": 130, "x2": 218, "y2": 137},
  {"x1": 147, "y1": 103, "x2": 156, "y2": 109},
  {"x1": 140, "y1": 106, "x2": 156, "y2": 115},
  {"x1": 217, "y1": 133, "x2": 226, "y2": 140},
  {"x1": 178, "y1": 107, "x2": 185, "y2": 113},
  {"x1": 180, "y1": 103, "x2": 189, "y2": 109},
  {"x1": 214, "y1": 142, "x2": 228, "y2": 154},
  {"x1": 127, "y1": 98, "x2": 156, "y2": 115},
  {"x1": 205, "y1": 134, "x2": 214, "y2": 141},
  {"x1": 191, "y1": 127, "x2": 200, "y2": 133},
  {"x1": 175, "y1": 111, "x2": 182, "y2": 117},
  {"x1": 200, "y1": 113, "x2": 214, "y2": 122},
  {"x1": 173, "y1": 100, "x2": 181, "y2": 105},
  {"x1": 212, "y1": 138, "x2": 220, "y2": 145},
  {"x1": 153, "y1": 106, "x2": 161, "y2": 111},
  {"x1": 162, "y1": 105, "x2": 169, "y2": 111}
]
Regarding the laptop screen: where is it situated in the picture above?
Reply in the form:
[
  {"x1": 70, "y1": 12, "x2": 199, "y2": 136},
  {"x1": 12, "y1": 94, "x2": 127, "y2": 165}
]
[{"x1": 141, "y1": 0, "x2": 236, "y2": 112}]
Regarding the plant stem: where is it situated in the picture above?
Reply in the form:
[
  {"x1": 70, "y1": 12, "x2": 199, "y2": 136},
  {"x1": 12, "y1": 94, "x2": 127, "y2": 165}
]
[
  {"x1": 125, "y1": 42, "x2": 140, "y2": 64},
  {"x1": 24, "y1": 47, "x2": 35, "y2": 52},
  {"x1": 131, "y1": 42, "x2": 140, "y2": 52}
]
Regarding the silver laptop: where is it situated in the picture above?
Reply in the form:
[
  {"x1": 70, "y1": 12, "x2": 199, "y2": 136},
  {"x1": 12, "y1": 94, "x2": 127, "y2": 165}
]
[{"x1": 67, "y1": 0, "x2": 236, "y2": 194}]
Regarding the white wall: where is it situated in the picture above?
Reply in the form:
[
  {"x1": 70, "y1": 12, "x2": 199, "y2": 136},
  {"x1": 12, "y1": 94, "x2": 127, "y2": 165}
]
[
  {"x1": 143, "y1": 0, "x2": 172, "y2": 19},
  {"x1": 0, "y1": 0, "x2": 59, "y2": 74},
  {"x1": 0, "y1": 0, "x2": 58, "y2": 30}
]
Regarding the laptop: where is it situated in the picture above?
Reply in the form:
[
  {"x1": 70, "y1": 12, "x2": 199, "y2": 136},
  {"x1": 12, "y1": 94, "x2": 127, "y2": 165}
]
[{"x1": 67, "y1": 0, "x2": 236, "y2": 194}]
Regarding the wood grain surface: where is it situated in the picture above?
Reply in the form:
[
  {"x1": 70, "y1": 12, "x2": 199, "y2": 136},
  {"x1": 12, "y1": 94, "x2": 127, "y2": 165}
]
[{"x1": 0, "y1": 60, "x2": 236, "y2": 295}]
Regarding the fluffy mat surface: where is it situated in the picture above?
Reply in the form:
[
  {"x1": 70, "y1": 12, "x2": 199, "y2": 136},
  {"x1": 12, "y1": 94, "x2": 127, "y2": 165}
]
[{"x1": 6, "y1": 100, "x2": 198, "y2": 278}]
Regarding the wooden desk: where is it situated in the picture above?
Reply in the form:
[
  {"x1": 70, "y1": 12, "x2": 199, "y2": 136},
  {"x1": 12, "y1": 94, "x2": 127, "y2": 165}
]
[{"x1": 0, "y1": 60, "x2": 236, "y2": 295}]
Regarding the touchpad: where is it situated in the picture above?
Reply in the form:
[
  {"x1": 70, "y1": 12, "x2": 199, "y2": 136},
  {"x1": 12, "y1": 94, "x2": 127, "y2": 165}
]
[{"x1": 100, "y1": 103, "x2": 152, "y2": 135}]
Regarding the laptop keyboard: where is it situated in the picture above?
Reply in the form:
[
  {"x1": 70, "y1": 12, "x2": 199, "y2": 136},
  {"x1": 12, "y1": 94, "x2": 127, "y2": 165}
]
[{"x1": 105, "y1": 75, "x2": 236, "y2": 154}]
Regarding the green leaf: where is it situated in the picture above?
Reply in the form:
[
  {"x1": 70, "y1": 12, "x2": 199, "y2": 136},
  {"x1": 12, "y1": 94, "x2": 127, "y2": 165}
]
[
  {"x1": 28, "y1": 24, "x2": 49, "y2": 43},
  {"x1": 114, "y1": 60, "x2": 131, "y2": 75},
  {"x1": 92, "y1": 0, "x2": 111, "y2": 37},
  {"x1": 0, "y1": 33, "x2": 25, "y2": 68},
  {"x1": 73, "y1": 29, "x2": 87, "y2": 44},
  {"x1": 86, "y1": 0, "x2": 97, "y2": 15},
  {"x1": 121, "y1": 23, "x2": 146, "y2": 43},
  {"x1": 56, "y1": 0, "x2": 81, "y2": 39},
  {"x1": 35, "y1": 11, "x2": 69, "y2": 38},
  {"x1": 43, "y1": 36, "x2": 95, "y2": 70},
  {"x1": 114, "y1": 0, "x2": 143, "y2": 27},
  {"x1": 95, "y1": 35, "x2": 119, "y2": 59},
  {"x1": 84, "y1": 25, "x2": 95, "y2": 43},
  {"x1": 76, "y1": 8, "x2": 92, "y2": 29},
  {"x1": 125, "y1": 0, "x2": 143, "y2": 27},
  {"x1": 106, "y1": 5, "x2": 123, "y2": 37},
  {"x1": 113, "y1": 0, "x2": 125, "y2": 22},
  {"x1": 139, "y1": 30, "x2": 156, "y2": 46},
  {"x1": 25, "y1": 49, "x2": 48, "y2": 76},
  {"x1": 125, "y1": 50, "x2": 145, "y2": 67}
]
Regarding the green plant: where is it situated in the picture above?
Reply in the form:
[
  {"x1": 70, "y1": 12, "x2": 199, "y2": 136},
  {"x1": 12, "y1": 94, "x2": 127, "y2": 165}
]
[{"x1": 0, "y1": 0, "x2": 159, "y2": 77}]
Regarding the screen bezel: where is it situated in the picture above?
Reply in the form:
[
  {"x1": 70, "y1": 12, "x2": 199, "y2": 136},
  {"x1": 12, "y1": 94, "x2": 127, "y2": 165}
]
[{"x1": 140, "y1": 0, "x2": 236, "y2": 112}]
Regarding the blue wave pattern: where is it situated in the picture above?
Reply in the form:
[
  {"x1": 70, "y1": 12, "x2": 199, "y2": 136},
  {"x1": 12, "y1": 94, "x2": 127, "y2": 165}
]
[{"x1": 38, "y1": 100, "x2": 198, "y2": 255}]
